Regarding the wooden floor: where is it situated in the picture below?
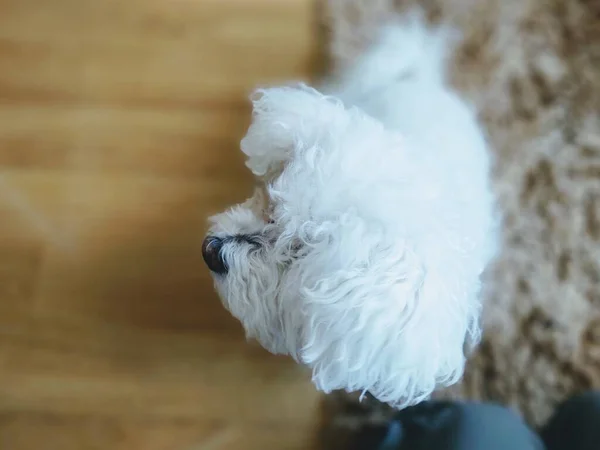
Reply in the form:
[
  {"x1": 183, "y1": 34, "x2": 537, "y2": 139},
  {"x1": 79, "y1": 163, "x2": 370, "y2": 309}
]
[{"x1": 0, "y1": 0, "x2": 323, "y2": 448}]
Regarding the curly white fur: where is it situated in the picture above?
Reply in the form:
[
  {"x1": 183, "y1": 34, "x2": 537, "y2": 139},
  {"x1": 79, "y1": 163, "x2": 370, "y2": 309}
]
[{"x1": 205, "y1": 13, "x2": 498, "y2": 408}]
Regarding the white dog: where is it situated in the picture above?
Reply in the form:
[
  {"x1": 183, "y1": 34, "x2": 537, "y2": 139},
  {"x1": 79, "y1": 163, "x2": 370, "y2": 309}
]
[{"x1": 203, "y1": 14, "x2": 498, "y2": 408}]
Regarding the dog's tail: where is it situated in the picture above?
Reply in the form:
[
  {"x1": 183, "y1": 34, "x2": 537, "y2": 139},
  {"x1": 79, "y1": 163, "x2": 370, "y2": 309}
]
[{"x1": 333, "y1": 11, "x2": 459, "y2": 98}]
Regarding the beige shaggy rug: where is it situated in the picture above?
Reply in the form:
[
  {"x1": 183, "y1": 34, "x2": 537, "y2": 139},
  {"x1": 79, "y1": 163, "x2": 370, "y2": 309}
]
[{"x1": 319, "y1": 0, "x2": 600, "y2": 434}]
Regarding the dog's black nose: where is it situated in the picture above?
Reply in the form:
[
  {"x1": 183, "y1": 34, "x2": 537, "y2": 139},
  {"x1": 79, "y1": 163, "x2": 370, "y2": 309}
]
[{"x1": 202, "y1": 236, "x2": 228, "y2": 274}]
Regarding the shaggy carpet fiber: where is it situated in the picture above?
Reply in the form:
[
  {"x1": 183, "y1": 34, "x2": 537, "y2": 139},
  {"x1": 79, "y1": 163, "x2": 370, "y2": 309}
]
[{"x1": 320, "y1": 0, "x2": 600, "y2": 434}]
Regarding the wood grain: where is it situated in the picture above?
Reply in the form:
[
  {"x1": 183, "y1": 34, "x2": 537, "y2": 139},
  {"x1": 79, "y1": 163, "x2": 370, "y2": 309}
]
[{"x1": 0, "y1": 0, "x2": 322, "y2": 448}]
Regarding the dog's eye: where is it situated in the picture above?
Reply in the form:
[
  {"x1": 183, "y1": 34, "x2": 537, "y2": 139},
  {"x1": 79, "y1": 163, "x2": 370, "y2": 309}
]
[{"x1": 263, "y1": 209, "x2": 275, "y2": 224}]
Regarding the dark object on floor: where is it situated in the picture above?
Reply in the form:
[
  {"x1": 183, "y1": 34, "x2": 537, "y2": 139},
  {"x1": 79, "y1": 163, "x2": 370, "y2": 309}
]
[
  {"x1": 346, "y1": 392, "x2": 600, "y2": 450},
  {"x1": 541, "y1": 392, "x2": 600, "y2": 450}
]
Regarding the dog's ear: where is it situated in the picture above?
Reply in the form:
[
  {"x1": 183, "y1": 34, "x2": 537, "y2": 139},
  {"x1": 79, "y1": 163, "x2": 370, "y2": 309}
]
[
  {"x1": 297, "y1": 234, "x2": 429, "y2": 405},
  {"x1": 240, "y1": 84, "x2": 345, "y2": 182},
  {"x1": 290, "y1": 215, "x2": 479, "y2": 408}
]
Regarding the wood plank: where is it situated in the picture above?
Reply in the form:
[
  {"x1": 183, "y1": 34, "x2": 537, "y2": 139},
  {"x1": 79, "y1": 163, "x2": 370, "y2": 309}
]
[
  {"x1": 0, "y1": 413, "x2": 318, "y2": 450},
  {"x1": 0, "y1": 0, "x2": 314, "y2": 105},
  {"x1": 0, "y1": 312, "x2": 318, "y2": 422}
]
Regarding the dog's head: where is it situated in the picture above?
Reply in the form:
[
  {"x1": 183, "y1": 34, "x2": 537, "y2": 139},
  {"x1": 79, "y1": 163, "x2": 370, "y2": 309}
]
[{"x1": 203, "y1": 85, "x2": 485, "y2": 407}]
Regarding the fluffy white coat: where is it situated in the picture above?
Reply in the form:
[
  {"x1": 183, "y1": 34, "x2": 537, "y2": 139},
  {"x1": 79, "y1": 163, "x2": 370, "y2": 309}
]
[{"x1": 205, "y1": 14, "x2": 498, "y2": 408}]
